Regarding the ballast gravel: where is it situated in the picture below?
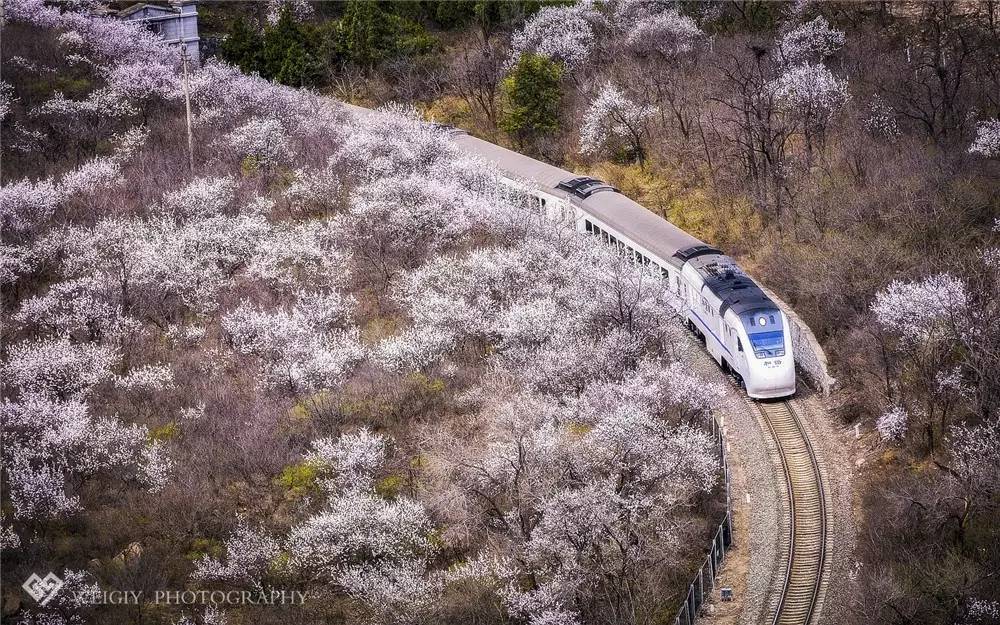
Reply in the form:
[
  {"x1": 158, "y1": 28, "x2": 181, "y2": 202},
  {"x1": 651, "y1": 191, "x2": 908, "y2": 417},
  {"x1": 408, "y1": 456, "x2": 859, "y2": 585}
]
[{"x1": 674, "y1": 334, "x2": 858, "y2": 625}]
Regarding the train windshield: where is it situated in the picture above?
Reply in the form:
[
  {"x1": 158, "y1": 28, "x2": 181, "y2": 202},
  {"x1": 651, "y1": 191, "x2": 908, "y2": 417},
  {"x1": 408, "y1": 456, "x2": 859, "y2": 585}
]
[
  {"x1": 740, "y1": 310, "x2": 786, "y2": 359},
  {"x1": 748, "y1": 331, "x2": 785, "y2": 359}
]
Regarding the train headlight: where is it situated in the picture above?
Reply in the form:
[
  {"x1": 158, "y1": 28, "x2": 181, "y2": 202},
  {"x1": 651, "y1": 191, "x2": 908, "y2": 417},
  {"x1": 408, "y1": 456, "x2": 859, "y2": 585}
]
[{"x1": 758, "y1": 315, "x2": 767, "y2": 326}]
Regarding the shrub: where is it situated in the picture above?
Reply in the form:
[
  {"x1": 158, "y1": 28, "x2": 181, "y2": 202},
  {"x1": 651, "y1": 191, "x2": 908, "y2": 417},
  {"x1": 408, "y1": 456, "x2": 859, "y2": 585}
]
[{"x1": 499, "y1": 53, "x2": 563, "y2": 144}]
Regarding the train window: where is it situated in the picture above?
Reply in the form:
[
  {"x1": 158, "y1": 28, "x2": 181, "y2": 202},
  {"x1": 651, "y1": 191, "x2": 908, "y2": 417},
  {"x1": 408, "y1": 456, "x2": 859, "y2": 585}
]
[
  {"x1": 609, "y1": 235, "x2": 617, "y2": 245},
  {"x1": 585, "y1": 220, "x2": 593, "y2": 233},
  {"x1": 738, "y1": 338, "x2": 743, "y2": 352}
]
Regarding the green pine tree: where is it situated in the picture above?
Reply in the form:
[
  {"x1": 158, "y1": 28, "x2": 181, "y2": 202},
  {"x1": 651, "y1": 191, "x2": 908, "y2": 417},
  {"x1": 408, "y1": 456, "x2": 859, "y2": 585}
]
[
  {"x1": 276, "y1": 40, "x2": 321, "y2": 88},
  {"x1": 261, "y1": 6, "x2": 307, "y2": 80},
  {"x1": 340, "y1": 0, "x2": 386, "y2": 67},
  {"x1": 500, "y1": 53, "x2": 564, "y2": 144},
  {"x1": 220, "y1": 16, "x2": 263, "y2": 75}
]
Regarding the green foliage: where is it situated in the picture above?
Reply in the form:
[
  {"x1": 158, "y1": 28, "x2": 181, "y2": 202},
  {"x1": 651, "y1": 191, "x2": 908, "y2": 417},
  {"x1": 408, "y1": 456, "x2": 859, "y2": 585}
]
[
  {"x1": 340, "y1": 0, "x2": 383, "y2": 67},
  {"x1": 185, "y1": 537, "x2": 223, "y2": 561},
  {"x1": 276, "y1": 39, "x2": 322, "y2": 87},
  {"x1": 500, "y1": 54, "x2": 563, "y2": 143},
  {"x1": 375, "y1": 475, "x2": 405, "y2": 499},
  {"x1": 240, "y1": 154, "x2": 260, "y2": 176},
  {"x1": 339, "y1": 0, "x2": 437, "y2": 68},
  {"x1": 261, "y1": 7, "x2": 324, "y2": 87},
  {"x1": 408, "y1": 372, "x2": 445, "y2": 394},
  {"x1": 149, "y1": 422, "x2": 180, "y2": 442},
  {"x1": 275, "y1": 462, "x2": 319, "y2": 497},
  {"x1": 705, "y1": 0, "x2": 783, "y2": 34},
  {"x1": 217, "y1": 2, "x2": 438, "y2": 83},
  {"x1": 220, "y1": 16, "x2": 263, "y2": 75}
]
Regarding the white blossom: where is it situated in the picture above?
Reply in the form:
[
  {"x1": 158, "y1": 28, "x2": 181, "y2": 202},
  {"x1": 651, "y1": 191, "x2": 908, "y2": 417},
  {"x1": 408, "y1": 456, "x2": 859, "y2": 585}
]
[
  {"x1": 0, "y1": 177, "x2": 61, "y2": 233},
  {"x1": 863, "y1": 95, "x2": 901, "y2": 140},
  {"x1": 14, "y1": 277, "x2": 119, "y2": 337},
  {"x1": 508, "y1": 5, "x2": 599, "y2": 70},
  {"x1": 306, "y1": 428, "x2": 388, "y2": 492},
  {"x1": 871, "y1": 273, "x2": 967, "y2": 342},
  {"x1": 876, "y1": 406, "x2": 908, "y2": 442},
  {"x1": 0, "y1": 80, "x2": 15, "y2": 121},
  {"x1": 160, "y1": 176, "x2": 236, "y2": 219},
  {"x1": 193, "y1": 520, "x2": 280, "y2": 587},
  {"x1": 4, "y1": 337, "x2": 116, "y2": 398},
  {"x1": 178, "y1": 403, "x2": 206, "y2": 421},
  {"x1": 222, "y1": 291, "x2": 363, "y2": 392},
  {"x1": 969, "y1": 118, "x2": 1000, "y2": 158},
  {"x1": 58, "y1": 157, "x2": 124, "y2": 198},
  {"x1": 949, "y1": 415, "x2": 1000, "y2": 497},
  {"x1": 266, "y1": 0, "x2": 314, "y2": 24},
  {"x1": 778, "y1": 16, "x2": 845, "y2": 64},
  {"x1": 114, "y1": 364, "x2": 175, "y2": 392},
  {"x1": 1, "y1": 521, "x2": 20, "y2": 550},
  {"x1": 579, "y1": 83, "x2": 653, "y2": 157},
  {"x1": 770, "y1": 63, "x2": 850, "y2": 124},
  {"x1": 625, "y1": 10, "x2": 704, "y2": 58},
  {"x1": 223, "y1": 116, "x2": 292, "y2": 168}
]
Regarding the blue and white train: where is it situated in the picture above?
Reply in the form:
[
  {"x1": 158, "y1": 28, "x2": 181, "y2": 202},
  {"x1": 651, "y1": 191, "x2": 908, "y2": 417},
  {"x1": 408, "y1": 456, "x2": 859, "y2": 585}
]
[{"x1": 343, "y1": 103, "x2": 796, "y2": 399}]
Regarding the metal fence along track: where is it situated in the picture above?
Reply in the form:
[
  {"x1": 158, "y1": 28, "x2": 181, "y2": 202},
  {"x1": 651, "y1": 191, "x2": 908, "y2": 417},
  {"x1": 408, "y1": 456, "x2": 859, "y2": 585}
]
[{"x1": 672, "y1": 417, "x2": 733, "y2": 625}]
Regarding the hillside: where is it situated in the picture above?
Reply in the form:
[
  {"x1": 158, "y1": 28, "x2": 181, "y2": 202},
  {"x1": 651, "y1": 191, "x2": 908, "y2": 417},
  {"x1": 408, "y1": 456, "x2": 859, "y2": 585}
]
[
  {"x1": 1, "y1": 2, "x2": 730, "y2": 625},
  {"x1": 3, "y1": 1, "x2": 1000, "y2": 625}
]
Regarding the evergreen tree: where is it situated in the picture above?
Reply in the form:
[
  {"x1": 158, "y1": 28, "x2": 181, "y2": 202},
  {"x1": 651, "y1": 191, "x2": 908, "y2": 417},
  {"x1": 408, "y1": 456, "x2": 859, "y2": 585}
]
[
  {"x1": 220, "y1": 16, "x2": 263, "y2": 75},
  {"x1": 276, "y1": 40, "x2": 321, "y2": 88},
  {"x1": 500, "y1": 53, "x2": 563, "y2": 144},
  {"x1": 262, "y1": 6, "x2": 307, "y2": 79},
  {"x1": 340, "y1": 0, "x2": 386, "y2": 67}
]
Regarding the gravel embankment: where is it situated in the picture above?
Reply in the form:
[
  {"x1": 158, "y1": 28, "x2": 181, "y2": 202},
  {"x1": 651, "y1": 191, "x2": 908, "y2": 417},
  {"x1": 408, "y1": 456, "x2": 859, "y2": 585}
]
[
  {"x1": 792, "y1": 391, "x2": 860, "y2": 625},
  {"x1": 677, "y1": 339, "x2": 782, "y2": 625}
]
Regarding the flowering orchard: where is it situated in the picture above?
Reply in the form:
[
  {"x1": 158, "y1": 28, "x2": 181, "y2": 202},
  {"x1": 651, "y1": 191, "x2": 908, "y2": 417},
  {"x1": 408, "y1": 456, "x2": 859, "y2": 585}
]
[{"x1": 1, "y1": 3, "x2": 725, "y2": 625}]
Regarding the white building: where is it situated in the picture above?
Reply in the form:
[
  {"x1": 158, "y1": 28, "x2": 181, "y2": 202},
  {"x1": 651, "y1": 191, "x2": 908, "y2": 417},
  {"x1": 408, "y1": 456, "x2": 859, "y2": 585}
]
[{"x1": 117, "y1": 0, "x2": 200, "y2": 63}]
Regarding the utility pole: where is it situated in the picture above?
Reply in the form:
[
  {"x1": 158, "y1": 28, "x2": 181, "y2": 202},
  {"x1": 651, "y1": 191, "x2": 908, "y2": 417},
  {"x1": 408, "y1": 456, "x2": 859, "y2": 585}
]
[{"x1": 181, "y1": 42, "x2": 195, "y2": 174}]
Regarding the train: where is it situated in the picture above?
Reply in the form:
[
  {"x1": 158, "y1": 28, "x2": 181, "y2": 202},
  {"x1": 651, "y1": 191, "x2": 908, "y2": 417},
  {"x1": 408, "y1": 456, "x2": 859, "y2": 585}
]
[{"x1": 341, "y1": 103, "x2": 796, "y2": 400}]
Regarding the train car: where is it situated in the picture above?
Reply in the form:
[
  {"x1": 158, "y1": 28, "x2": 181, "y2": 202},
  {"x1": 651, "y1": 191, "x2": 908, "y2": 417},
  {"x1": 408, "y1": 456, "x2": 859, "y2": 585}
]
[{"x1": 340, "y1": 103, "x2": 796, "y2": 399}]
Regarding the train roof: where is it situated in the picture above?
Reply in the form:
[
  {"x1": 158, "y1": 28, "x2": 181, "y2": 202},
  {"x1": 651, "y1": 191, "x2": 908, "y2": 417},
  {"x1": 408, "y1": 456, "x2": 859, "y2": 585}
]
[
  {"x1": 686, "y1": 254, "x2": 778, "y2": 316},
  {"x1": 336, "y1": 102, "x2": 773, "y2": 308},
  {"x1": 451, "y1": 133, "x2": 704, "y2": 263}
]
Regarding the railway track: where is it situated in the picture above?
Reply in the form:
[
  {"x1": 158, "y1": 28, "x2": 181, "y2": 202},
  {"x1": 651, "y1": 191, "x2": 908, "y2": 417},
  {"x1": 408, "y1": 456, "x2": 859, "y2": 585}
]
[{"x1": 757, "y1": 400, "x2": 829, "y2": 625}]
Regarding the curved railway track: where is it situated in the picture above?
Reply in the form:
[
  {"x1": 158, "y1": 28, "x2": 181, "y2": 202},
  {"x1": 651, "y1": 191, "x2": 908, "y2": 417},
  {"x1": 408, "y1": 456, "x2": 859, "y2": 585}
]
[{"x1": 757, "y1": 400, "x2": 829, "y2": 625}]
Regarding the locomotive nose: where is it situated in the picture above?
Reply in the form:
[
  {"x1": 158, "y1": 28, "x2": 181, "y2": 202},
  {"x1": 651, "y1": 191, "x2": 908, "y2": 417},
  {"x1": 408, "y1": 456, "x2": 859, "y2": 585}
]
[{"x1": 746, "y1": 357, "x2": 796, "y2": 399}]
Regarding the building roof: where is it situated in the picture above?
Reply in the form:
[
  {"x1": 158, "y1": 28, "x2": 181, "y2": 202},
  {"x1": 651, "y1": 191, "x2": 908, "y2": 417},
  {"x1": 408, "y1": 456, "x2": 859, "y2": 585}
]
[{"x1": 117, "y1": 3, "x2": 178, "y2": 18}]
